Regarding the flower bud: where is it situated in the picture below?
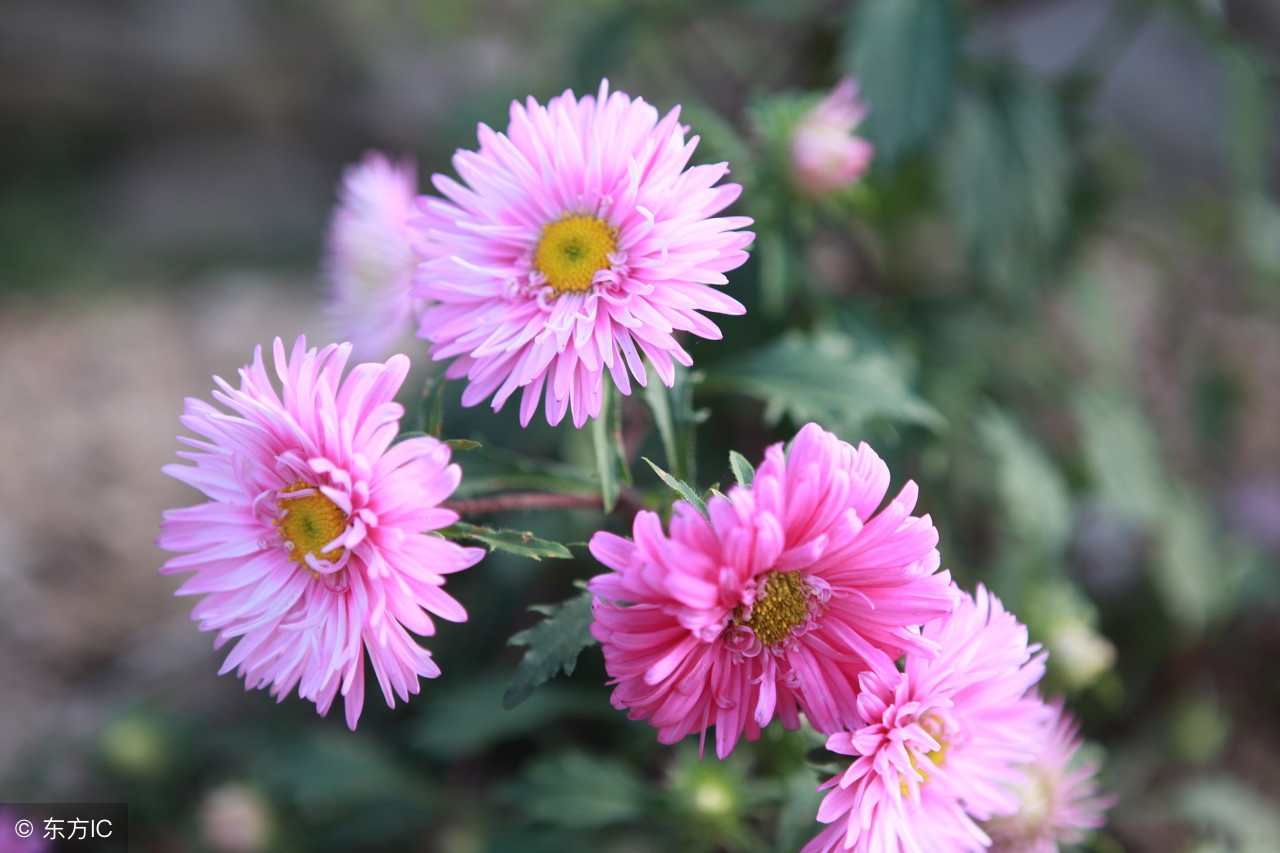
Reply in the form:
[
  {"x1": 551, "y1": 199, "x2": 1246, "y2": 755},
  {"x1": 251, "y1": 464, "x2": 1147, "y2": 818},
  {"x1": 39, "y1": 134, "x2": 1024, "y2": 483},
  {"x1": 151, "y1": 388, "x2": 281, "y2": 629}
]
[{"x1": 789, "y1": 78, "x2": 874, "y2": 197}]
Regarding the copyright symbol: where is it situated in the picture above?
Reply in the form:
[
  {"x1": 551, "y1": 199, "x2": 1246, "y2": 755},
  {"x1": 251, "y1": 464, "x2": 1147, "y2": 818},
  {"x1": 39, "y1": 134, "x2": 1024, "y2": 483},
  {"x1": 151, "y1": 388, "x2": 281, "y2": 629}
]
[{"x1": 14, "y1": 819, "x2": 33, "y2": 838}]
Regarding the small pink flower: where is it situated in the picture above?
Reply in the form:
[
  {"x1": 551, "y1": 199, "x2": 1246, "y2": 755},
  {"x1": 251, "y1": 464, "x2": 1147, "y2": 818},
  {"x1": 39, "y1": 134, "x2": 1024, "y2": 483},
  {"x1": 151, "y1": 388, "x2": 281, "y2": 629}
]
[
  {"x1": 324, "y1": 152, "x2": 420, "y2": 361},
  {"x1": 985, "y1": 700, "x2": 1117, "y2": 853},
  {"x1": 790, "y1": 78, "x2": 874, "y2": 197},
  {"x1": 158, "y1": 337, "x2": 484, "y2": 728},
  {"x1": 802, "y1": 586, "x2": 1050, "y2": 853},
  {"x1": 588, "y1": 423, "x2": 957, "y2": 759},
  {"x1": 413, "y1": 80, "x2": 753, "y2": 428}
]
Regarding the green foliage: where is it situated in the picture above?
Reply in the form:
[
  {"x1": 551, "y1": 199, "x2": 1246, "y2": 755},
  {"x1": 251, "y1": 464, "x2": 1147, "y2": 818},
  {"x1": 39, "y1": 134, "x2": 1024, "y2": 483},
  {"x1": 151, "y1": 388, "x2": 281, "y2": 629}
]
[
  {"x1": 977, "y1": 407, "x2": 1072, "y2": 561},
  {"x1": 514, "y1": 750, "x2": 648, "y2": 829},
  {"x1": 416, "y1": 675, "x2": 608, "y2": 760},
  {"x1": 592, "y1": 383, "x2": 630, "y2": 512},
  {"x1": 437, "y1": 522, "x2": 573, "y2": 561},
  {"x1": 1076, "y1": 393, "x2": 1248, "y2": 633},
  {"x1": 843, "y1": 0, "x2": 959, "y2": 167},
  {"x1": 728, "y1": 450, "x2": 755, "y2": 488},
  {"x1": 706, "y1": 330, "x2": 944, "y2": 437},
  {"x1": 1177, "y1": 778, "x2": 1280, "y2": 853},
  {"x1": 642, "y1": 456, "x2": 709, "y2": 519},
  {"x1": 503, "y1": 586, "x2": 598, "y2": 710},
  {"x1": 941, "y1": 71, "x2": 1072, "y2": 292}
]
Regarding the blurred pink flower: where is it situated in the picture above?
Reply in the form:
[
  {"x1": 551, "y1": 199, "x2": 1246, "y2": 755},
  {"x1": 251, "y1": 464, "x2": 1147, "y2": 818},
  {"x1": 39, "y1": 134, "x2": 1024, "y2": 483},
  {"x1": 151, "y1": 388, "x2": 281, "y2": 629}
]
[
  {"x1": 412, "y1": 80, "x2": 753, "y2": 428},
  {"x1": 803, "y1": 586, "x2": 1050, "y2": 853},
  {"x1": 158, "y1": 337, "x2": 484, "y2": 728},
  {"x1": 986, "y1": 700, "x2": 1116, "y2": 853},
  {"x1": 588, "y1": 423, "x2": 957, "y2": 759},
  {"x1": 324, "y1": 152, "x2": 420, "y2": 361},
  {"x1": 0, "y1": 808, "x2": 49, "y2": 852},
  {"x1": 790, "y1": 78, "x2": 874, "y2": 197}
]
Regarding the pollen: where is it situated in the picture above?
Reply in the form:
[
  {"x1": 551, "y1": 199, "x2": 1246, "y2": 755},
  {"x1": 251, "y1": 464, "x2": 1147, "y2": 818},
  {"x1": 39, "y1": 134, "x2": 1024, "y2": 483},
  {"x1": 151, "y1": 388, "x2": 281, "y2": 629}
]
[
  {"x1": 735, "y1": 570, "x2": 812, "y2": 647},
  {"x1": 276, "y1": 481, "x2": 348, "y2": 565},
  {"x1": 534, "y1": 215, "x2": 618, "y2": 295}
]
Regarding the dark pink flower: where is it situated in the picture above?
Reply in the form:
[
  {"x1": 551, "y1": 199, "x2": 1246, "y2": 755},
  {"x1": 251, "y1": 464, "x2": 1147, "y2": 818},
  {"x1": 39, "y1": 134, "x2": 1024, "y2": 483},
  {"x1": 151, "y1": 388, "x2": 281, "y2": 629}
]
[{"x1": 589, "y1": 423, "x2": 956, "y2": 758}]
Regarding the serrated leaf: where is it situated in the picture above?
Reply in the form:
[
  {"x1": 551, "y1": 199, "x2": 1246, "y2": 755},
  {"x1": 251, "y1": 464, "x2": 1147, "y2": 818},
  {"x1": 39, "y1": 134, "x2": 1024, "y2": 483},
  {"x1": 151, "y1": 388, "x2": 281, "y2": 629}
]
[
  {"x1": 515, "y1": 750, "x2": 646, "y2": 829},
  {"x1": 976, "y1": 408, "x2": 1072, "y2": 557},
  {"x1": 1076, "y1": 392, "x2": 1167, "y2": 527},
  {"x1": 941, "y1": 72, "x2": 1071, "y2": 291},
  {"x1": 437, "y1": 522, "x2": 572, "y2": 561},
  {"x1": 642, "y1": 457, "x2": 709, "y2": 519},
  {"x1": 844, "y1": 0, "x2": 959, "y2": 166},
  {"x1": 706, "y1": 330, "x2": 944, "y2": 436},
  {"x1": 504, "y1": 588, "x2": 598, "y2": 710},
  {"x1": 1077, "y1": 392, "x2": 1245, "y2": 633},
  {"x1": 729, "y1": 451, "x2": 755, "y2": 488}
]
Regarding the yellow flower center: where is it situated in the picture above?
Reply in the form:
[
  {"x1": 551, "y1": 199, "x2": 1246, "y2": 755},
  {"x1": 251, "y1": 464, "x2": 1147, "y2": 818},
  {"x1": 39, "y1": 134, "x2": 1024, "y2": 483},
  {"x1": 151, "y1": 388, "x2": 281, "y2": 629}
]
[
  {"x1": 276, "y1": 481, "x2": 348, "y2": 565},
  {"x1": 734, "y1": 570, "x2": 811, "y2": 647},
  {"x1": 534, "y1": 215, "x2": 618, "y2": 295},
  {"x1": 901, "y1": 715, "x2": 950, "y2": 795}
]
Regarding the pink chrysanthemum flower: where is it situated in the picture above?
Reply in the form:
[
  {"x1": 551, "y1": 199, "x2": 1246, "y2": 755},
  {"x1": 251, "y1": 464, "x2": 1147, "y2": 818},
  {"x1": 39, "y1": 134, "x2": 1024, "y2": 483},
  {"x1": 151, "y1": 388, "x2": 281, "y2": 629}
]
[
  {"x1": 985, "y1": 700, "x2": 1117, "y2": 853},
  {"x1": 158, "y1": 337, "x2": 484, "y2": 729},
  {"x1": 412, "y1": 80, "x2": 753, "y2": 428},
  {"x1": 588, "y1": 423, "x2": 957, "y2": 759},
  {"x1": 790, "y1": 78, "x2": 874, "y2": 197},
  {"x1": 803, "y1": 586, "x2": 1051, "y2": 853},
  {"x1": 324, "y1": 152, "x2": 420, "y2": 361}
]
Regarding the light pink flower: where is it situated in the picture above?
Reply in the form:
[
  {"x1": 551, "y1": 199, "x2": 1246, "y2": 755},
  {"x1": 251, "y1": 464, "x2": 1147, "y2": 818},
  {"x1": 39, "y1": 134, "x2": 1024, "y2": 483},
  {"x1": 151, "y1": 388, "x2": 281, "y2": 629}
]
[
  {"x1": 412, "y1": 80, "x2": 753, "y2": 428},
  {"x1": 803, "y1": 586, "x2": 1051, "y2": 853},
  {"x1": 790, "y1": 78, "x2": 874, "y2": 197},
  {"x1": 985, "y1": 700, "x2": 1117, "y2": 853},
  {"x1": 324, "y1": 152, "x2": 420, "y2": 361},
  {"x1": 158, "y1": 337, "x2": 484, "y2": 729},
  {"x1": 588, "y1": 423, "x2": 957, "y2": 759}
]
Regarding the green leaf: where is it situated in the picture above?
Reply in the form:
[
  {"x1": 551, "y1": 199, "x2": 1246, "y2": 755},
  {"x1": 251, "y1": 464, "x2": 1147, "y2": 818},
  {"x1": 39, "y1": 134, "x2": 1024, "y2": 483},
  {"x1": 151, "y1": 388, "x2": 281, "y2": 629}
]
[
  {"x1": 503, "y1": 587, "x2": 598, "y2": 710},
  {"x1": 1075, "y1": 392, "x2": 1167, "y2": 527},
  {"x1": 976, "y1": 407, "x2": 1072, "y2": 558},
  {"x1": 706, "y1": 330, "x2": 944, "y2": 436},
  {"x1": 643, "y1": 378, "x2": 680, "y2": 482},
  {"x1": 591, "y1": 382, "x2": 628, "y2": 512},
  {"x1": 843, "y1": 0, "x2": 959, "y2": 166},
  {"x1": 420, "y1": 374, "x2": 445, "y2": 437},
  {"x1": 443, "y1": 438, "x2": 481, "y2": 452},
  {"x1": 436, "y1": 522, "x2": 572, "y2": 561},
  {"x1": 1076, "y1": 392, "x2": 1247, "y2": 633},
  {"x1": 642, "y1": 457, "x2": 709, "y2": 520},
  {"x1": 728, "y1": 451, "x2": 755, "y2": 488},
  {"x1": 514, "y1": 750, "x2": 647, "y2": 829},
  {"x1": 1178, "y1": 777, "x2": 1280, "y2": 853},
  {"x1": 941, "y1": 72, "x2": 1072, "y2": 292},
  {"x1": 416, "y1": 675, "x2": 608, "y2": 760}
]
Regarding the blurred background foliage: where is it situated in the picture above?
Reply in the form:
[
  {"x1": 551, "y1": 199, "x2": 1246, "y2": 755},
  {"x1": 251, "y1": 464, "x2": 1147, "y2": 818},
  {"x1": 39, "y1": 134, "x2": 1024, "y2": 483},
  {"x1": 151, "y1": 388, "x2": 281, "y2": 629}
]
[{"x1": 2, "y1": 0, "x2": 1280, "y2": 850}]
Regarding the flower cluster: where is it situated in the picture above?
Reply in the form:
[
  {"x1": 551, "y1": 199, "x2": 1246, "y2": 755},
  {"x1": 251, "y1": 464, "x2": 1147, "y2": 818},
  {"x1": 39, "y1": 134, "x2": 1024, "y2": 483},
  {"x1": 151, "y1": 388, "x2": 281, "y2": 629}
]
[
  {"x1": 156, "y1": 77, "x2": 1113, "y2": 852},
  {"x1": 587, "y1": 424, "x2": 1114, "y2": 850}
]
